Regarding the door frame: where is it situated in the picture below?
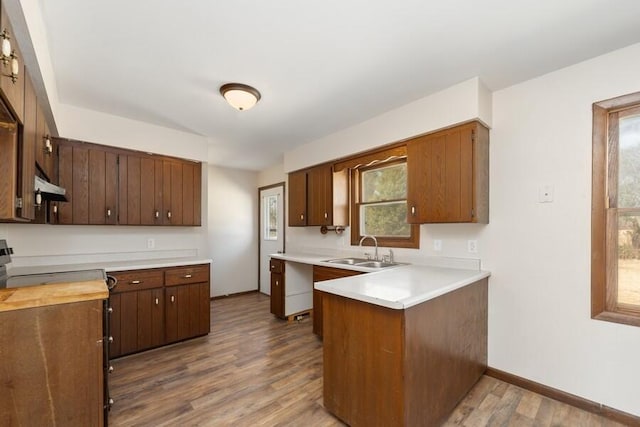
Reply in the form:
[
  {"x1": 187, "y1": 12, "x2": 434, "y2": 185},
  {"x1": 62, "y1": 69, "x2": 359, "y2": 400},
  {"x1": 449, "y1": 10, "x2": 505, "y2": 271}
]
[{"x1": 258, "y1": 182, "x2": 286, "y2": 292}]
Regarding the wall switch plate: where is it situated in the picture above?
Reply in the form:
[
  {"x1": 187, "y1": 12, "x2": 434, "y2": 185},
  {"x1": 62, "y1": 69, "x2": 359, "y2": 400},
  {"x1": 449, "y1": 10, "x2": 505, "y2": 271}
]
[
  {"x1": 538, "y1": 185, "x2": 554, "y2": 203},
  {"x1": 433, "y1": 239, "x2": 442, "y2": 251},
  {"x1": 467, "y1": 240, "x2": 478, "y2": 253},
  {"x1": 147, "y1": 238, "x2": 155, "y2": 249}
]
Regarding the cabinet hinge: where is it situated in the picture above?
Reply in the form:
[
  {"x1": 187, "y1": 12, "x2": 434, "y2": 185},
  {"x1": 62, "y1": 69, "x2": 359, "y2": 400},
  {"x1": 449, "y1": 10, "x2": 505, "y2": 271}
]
[
  {"x1": 16, "y1": 197, "x2": 23, "y2": 209},
  {"x1": 471, "y1": 129, "x2": 476, "y2": 142}
]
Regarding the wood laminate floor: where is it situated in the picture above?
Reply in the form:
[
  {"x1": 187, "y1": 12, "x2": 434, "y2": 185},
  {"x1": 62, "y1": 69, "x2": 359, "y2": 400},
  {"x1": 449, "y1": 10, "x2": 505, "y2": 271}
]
[{"x1": 109, "y1": 292, "x2": 626, "y2": 427}]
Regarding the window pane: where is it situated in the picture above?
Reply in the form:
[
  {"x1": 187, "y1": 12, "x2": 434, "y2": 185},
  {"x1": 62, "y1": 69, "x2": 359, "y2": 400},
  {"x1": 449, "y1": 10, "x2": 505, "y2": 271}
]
[
  {"x1": 618, "y1": 213, "x2": 640, "y2": 306},
  {"x1": 361, "y1": 201, "x2": 409, "y2": 237},
  {"x1": 618, "y1": 114, "x2": 640, "y2": 208},
  {"x1": 263, "y1": 195, "x2": 278, "y2": 240},
  {"x1": 362, "y1": 163, "x2": 407, "y2": 203}
]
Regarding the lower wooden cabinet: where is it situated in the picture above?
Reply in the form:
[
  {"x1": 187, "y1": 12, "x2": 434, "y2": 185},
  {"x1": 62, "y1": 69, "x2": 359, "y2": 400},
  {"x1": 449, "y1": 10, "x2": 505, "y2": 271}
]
[
  {"x1": 269, "y1": 258, "x2": 313, "y2": 320},
  {"x1": 0, "y1": 299, "x2": 105, "y2": 426},
  {"x1": 312, "y1": 265, "x2": 363, "y2": 338},
  {"x1": 109, "y1": 263, "x2": 210, "y2": 358}
]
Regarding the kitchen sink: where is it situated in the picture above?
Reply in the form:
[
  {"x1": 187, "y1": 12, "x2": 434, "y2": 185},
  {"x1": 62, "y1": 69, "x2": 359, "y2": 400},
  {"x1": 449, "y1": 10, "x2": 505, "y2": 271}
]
[
  {"x1": 324, "y1": 258, "x2": 370, "y2": 265},
  {"x1": 323, "y1": 258, "x2": 405, "y2": 269}
]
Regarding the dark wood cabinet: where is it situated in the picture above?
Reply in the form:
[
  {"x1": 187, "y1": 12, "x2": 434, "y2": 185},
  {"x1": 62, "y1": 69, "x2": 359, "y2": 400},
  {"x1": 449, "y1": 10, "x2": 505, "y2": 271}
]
[
  {"x1": 407, "y1": 121, "x2": 489, "y2": 224},
  {"x1": 312, "y1": 265, "x2": 363, "y2": 338},
  {"x1": 269, "y1": 259, "x2": 285, "y2": 319},
  {"x1": 0, "y1": 299, "x2": 105, "y2": 426},
  {"x1": 288, "y1": 164, "x2": 348, "y2": 227},
  {"x1": 35, "y1": 104, "x2": 55, "y2": 181},
  {"x1": 288, "y1": 170, "x2": 307, "y2": 226},
  {"x1": 109, "y1": 263, "x2": 210, "y2": 358},
  {"x1": 53, "y1": 138, "x2": 201, "y2": 226},
  {"x1": 18, "y1": 70, "x2": 36, "y2": 220}
]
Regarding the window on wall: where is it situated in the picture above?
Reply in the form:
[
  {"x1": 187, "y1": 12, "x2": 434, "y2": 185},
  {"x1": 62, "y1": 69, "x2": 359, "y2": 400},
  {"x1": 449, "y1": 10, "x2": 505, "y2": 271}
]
[
  {"x1": 592, "y1": 91, "x2": 640, "y2": 327},
  {"x1": 350, "y1": 156, "x2": 419, "y2": 249},
  {"x1": 263, "y1": 194, "x2": 278, "y2": 240}
]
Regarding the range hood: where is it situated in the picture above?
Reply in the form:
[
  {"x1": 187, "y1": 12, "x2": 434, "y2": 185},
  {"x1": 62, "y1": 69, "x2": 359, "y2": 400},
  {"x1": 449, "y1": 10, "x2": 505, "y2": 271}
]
[{"x1": 34, "y1": 175, "x2": 68, "y2": 202}]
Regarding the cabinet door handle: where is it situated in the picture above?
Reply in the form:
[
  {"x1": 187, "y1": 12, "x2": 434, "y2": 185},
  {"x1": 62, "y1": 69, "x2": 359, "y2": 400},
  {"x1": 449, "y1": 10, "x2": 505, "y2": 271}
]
[
  {"x1": 300, "y1": 213, "x2": 304, "y2": 221},
  {"x1": 167, "y1": 211, "x2": 172, "y2": 219},
  {"x1": 131, "y1": 280, "x2": 141, "y2": 285},
  {"x1": 155, "y1": 298, "x2": 159, "y2": 305},
  {"x1": 106, "y1": 208, "x2": 111, "y2": 217},
  {"x1": 170, "y1": 295, "x2": 175, "y2": 303},
  {"x1": 107, "y1": 307, "x2": 113, "y2": 314},
  {"x1": 155, "y1": 210, "x2": 160, "y2": 219},
  {"x1": 275, "y1": 280, "x2": 279, "y2": 286},
  {"x1": 108, "y1": 336, "x2": 114, "y2": 343},
  {"x1": 411, "y1": 206, "x2": 416, "y2": 216},
  {"x1": 183, "y1": 274, "x2": 192, "y2": 279},
  {"x1": 53, "y1": 204, "x2": 58, "y2": 214},
  {"x1": 108, "y1": 365, "x2": 114, "y2": 373},
  {"x1": 324, "y1": 212, "x2": 328, "y2": 219}
]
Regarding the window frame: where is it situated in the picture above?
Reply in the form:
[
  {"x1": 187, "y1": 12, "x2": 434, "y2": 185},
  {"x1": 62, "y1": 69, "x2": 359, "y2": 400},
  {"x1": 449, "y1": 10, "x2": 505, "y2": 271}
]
[
  {"x1": 350, "y1": 157, "x2": 419, "y2": 249},
  {"x1": 592, "y1": 91, "x2": 640, "y2": 327}
]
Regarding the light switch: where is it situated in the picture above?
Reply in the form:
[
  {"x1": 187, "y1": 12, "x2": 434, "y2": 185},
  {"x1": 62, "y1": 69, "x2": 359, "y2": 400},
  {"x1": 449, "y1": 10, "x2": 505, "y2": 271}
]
[{"x1": 538, "y1": 185, "x2": 554, "y2": 203}]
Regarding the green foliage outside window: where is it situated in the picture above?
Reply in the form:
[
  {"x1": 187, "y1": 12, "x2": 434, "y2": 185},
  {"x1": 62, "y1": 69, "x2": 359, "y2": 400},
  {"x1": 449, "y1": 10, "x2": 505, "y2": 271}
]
[{"x1": 360, "y1": 163, "x2": 410, "y2": 237}]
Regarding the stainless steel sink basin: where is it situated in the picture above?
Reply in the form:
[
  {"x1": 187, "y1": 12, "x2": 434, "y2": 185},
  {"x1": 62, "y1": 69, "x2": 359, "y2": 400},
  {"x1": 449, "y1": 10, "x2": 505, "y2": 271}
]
[
  {"x1": 354, "y1": 261, "x2": 400, "y2": 268},
  {"x1": 323, "y1": 258, "x2": 404, "y2": 269},
  {"x1": 324, "y1": 257, "x2": 369, "y2": 265}
]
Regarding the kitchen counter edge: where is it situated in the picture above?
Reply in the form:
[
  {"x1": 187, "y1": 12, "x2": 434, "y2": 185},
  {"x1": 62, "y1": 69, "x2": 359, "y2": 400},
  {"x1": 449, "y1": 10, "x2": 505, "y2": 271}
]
[{"x1": 0, "y1": 280, "x2": 108, "y2": 312}]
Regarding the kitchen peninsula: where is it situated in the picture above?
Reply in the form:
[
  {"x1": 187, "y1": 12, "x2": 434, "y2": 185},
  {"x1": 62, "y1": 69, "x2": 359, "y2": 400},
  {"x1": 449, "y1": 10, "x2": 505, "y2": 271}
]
[{"x1": 271, "y1": 253, "x2": 490, "y2": 426}]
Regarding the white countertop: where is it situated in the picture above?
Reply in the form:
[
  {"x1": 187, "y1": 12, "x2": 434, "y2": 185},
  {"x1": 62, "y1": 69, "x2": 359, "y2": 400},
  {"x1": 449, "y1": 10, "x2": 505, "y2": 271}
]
[
  {"x1": 270, "y1": 252, "x2": 489, "y2": 309},
  {"x1": 8, "y1": 258, "x2": 212, "y2": 277}
]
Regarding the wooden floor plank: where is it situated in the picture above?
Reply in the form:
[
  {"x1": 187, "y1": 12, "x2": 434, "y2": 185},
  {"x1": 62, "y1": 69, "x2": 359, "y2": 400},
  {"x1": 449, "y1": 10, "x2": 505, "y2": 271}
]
[{"x1": 108, "y1": 292, "x2": 628, "y2": 426}]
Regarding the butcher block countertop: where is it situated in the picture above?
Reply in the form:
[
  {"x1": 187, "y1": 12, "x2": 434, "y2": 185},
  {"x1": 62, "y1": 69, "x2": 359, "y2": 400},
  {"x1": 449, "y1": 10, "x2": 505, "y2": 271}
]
[{"x1": 0, "y1": 280, "x2": 108, "y2": 312}]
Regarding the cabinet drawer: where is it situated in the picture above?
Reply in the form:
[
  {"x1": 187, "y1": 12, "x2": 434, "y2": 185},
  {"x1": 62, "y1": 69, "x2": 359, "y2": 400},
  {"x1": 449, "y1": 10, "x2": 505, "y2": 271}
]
[
  {"x1": 270, "y1": 259, "x2": 285, "y2": 274},
  {"x1": 165, "y1": 264, "x2": 209, "y2": 286},
  {"x1": 109, "y1": 269, "x2": 164, "y2": 293}
]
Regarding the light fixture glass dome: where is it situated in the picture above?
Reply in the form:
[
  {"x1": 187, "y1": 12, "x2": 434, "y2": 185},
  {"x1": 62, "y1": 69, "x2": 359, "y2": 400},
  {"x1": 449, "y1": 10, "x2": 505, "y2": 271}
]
[{"x1": 220, "y1": 83, "x2": 261, "y2": 111}]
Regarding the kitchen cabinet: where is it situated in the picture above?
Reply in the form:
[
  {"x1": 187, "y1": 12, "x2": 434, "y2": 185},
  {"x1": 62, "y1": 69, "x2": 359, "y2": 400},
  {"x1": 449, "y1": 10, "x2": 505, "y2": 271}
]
[
  {"x1": 323, "y1": 278, "x2": 488, "y2": 426},
  {"x1": 165, "y1": 264, "x2": 210, "y2": 342},
  {"x1": 270, "y1": 259, "x2": 285, "y2": 318},
  {"x1": 288, "y1": 164, "x2": 348, "y2": 227},
  {"x1": 109, "y1": 263, "x2": 210, "y2": 358},
  {"x1": 18, "y1": 70, "x2": 36, "y2": 220},
  {"x1": 162, "y1": 159, "x2": 202, "y2": 226},
  {"x1": 0, "y1": 4, "x2": 24, "y2": 124},
  {"x1": 54, "y1": 138, "x2": 201, "y2": 226},
  {"x1": 407, "y1": 121, "x2": 489, "y2": 224},
  {"x1": 0, "y1": 298, "x2": 105, "y2": 426},
  {"x1": 55, "y1": 139, "x2": 118, "y2": 225},
  {"x1": 288, "y1": 170, "x2": 307, "y2": 226},
  {"x1": 312, "y1": 265, "x2": 363, "y2": 338},
  {"x1": 269, "y1": 258, "x2": 313, "y2": 320}
]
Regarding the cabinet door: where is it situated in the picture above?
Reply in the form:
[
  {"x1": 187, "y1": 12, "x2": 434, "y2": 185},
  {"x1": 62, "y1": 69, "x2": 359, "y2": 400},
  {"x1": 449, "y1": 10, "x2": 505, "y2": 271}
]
[
  {"x1": 137, "y1": 288, "x2": 164, "y2": 351},
  {"x1": 312, "y1": 266, "x2": 363, "y2": 337},
  {"x1": 182, "y1": 162, "x2": 194, "y2": 225},
  {"x1": 35, "y1": 105, "x2": 55, "y2": 181},
  {"x1": 72, "y1": 146, "x2": 89, "y2": 224},
  {"x1": 18, "y1": 71, "x2": 36, "y2": 220},
  {"x1": 126, "y1": 155, "x2": 141, "y2": 225},
  {"x1": 198, "y1": 282, "x2": 210, "y2": 335},
  {"x1": 56, "y1": 141, "x2": 73, "y2": 224},
  {"x1": 307, "y1": 164, "x2": 332, "y2": 226},
  {"x1": 165, "y1": 286, "x2": 179, "y2": 343},
  {"x1": 193, "y1": 162, "x2": 202, "y2": 226},
  {"x1": 88, "y1": 149, "x2": 117, "y2": 224},
  {"x1": 407, "y1": 123, "x2": 481, "y2": 224},
  {"x1": 119, "y1": 291, "x2": 138, "y2": 355},
  {"x1": 162, "y1": 160, "x2": 183, "y2": 225},
  {"x1": 270, "y1": 272, "x2": 285, "y2": 319},
  {"x1": 288, "y1": 170, "x2": 307, "y2": 226}
]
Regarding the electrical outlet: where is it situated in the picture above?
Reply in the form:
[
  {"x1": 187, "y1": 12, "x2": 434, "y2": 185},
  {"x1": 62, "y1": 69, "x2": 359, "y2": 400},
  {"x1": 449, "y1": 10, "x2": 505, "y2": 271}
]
[
  {"x1": 467, "y1": 240, "x2": 478, "y2": 253},
  {"x1": 147, "y1": 238, "x2": 155, "y2": 249},
  {"x1": 433, "y1": 239, "x2": 442, "y2": 251}
]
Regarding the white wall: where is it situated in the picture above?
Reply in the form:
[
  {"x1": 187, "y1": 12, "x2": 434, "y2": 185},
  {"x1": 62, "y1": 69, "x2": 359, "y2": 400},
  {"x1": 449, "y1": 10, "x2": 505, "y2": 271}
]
[
  {"x1": 285, "y1": 77, "x2": 492, "y2": 172},
  {"x1": 257, "y1": 161, "x2": 285, "y2": 188},
  {"x1": 280, "y1": 45, "x2": 640, "y2": 416},
  {"x1": 207, "y1": 165, "x2": 259, "y2": 297},
  {"x1": 485, "y1": 42, "x2": 640, "y2": 416}
]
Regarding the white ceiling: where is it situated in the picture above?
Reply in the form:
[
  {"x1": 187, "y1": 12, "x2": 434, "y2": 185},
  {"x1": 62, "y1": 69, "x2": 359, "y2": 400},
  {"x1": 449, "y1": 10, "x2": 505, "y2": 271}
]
[{"x1": 38, "y1": 0, "x2": 640, "y2": 170}]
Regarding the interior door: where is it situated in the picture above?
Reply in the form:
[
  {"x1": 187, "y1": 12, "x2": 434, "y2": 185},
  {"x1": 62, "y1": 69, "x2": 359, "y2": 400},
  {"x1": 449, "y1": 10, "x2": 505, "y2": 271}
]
[{"x1": 259, "y1": 184, "x2": 284, "y2": 295}]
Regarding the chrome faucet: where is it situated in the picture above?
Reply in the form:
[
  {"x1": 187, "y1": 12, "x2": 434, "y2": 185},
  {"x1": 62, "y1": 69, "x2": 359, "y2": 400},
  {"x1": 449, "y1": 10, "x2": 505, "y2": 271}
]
[{"x1": 359, "y1": 235, "x2": 378, "y2": 261}]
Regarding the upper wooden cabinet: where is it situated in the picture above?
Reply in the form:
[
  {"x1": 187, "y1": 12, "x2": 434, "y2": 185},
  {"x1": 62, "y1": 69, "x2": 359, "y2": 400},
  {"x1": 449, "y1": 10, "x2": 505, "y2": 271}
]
[
  {"x1": 288, "y1": 164, "x2": 348, "y2": 227},
  {"x1": 0, "y1": 4, "x2": 24, "y2": 124},
  {"x1": 35, "y1": 104, "x2": 55, "y2": 181},
  {"x1": 54, "y1": 138, "x2": 201, "y2": 226},
  {"x1": 288, "y1": 170, "x2": 307, "y2": 226},
  {"x1": 407, "y1": 121, "x2": 489, "y2": 224}
]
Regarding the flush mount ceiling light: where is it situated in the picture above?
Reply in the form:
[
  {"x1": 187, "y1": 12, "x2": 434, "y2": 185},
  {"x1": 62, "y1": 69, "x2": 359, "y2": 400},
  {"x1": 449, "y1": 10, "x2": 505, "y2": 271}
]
[{"x1": 220, "y1": 83, "x2": 261, "y2": 111}]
